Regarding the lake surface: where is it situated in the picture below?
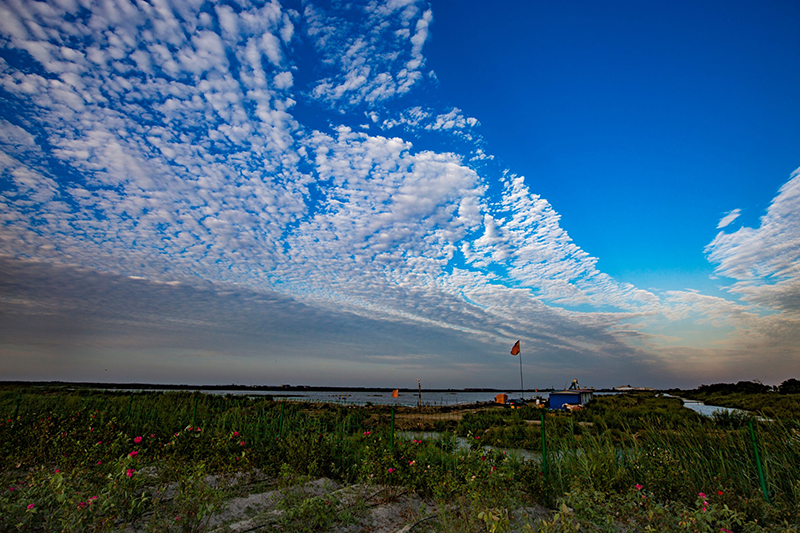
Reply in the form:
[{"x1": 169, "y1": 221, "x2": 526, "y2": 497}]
[
  {"x1": 114, "y1": 388, "x2": 618, "y2": 407},
  {"x1": 207, "y1": 389, "x2": 548, "y2": 407}
]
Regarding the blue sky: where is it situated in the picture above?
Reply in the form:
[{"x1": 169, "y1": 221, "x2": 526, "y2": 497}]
[{"x1": 0, "y1": 0, "x2": 798, "y2": 389}]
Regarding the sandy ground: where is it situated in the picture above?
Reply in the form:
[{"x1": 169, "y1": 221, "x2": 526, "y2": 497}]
[{"x1": 196, "y1": 477, "x2": 551, "y2": 533}]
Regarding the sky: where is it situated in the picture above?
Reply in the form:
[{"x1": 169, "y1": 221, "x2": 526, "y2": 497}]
[{"x1": 0, "y1": 0, "x2": 799, "y2": 390}]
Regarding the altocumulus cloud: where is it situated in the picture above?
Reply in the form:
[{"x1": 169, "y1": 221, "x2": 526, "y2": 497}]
[{"x1": 0, "y1": 0, "x2": 798, "y2": 387}]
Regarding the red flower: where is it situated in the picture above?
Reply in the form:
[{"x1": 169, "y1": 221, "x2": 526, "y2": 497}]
[
  {"x1": 134, "y1": 436, "x2": 143, "y2": 443},
  {"x1": 126, "y1": 468, "x2": 135, "y2": 478}
]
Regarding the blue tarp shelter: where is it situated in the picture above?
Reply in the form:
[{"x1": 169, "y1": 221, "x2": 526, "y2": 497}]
[{"x1": 549, "y1": 389, "x2": 594, "y2": 410}]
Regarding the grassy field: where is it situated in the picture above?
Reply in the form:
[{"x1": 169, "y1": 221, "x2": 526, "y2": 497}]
[{"x1": 1, "y1": 386, "x2": 799, "y2": 532}]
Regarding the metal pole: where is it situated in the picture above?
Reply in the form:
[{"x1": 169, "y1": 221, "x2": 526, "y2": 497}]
[
  {"x1": 748, "y1": 421, "x2": 769, "y2": 503},
  {"x1": 277, "y1": 402, "x2": 285, "y2": 440},
  {"x1": 390, "y1": 408, "x2": 395, "y2": 453},
  {"x1": 540, "y1": 411, "x2": 547, "y2": 479}
]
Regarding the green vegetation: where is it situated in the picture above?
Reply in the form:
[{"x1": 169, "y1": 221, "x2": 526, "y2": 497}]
[
  {"x1": 683, "y1": 380, "x2": 800, "y2": 419},
  {"x1": 1, "y1": 386, "x2": 799, "y2": 532}
]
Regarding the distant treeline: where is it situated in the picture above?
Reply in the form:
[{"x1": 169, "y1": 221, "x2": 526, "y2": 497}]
[
  {"x1": 683, "y1": 378, "x2": 800, "y2": 419},
  {"x1": 695, "y1": 378, "x2": 800, "y2": 395}
]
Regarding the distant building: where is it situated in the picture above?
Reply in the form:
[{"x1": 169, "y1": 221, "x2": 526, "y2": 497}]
[
  {"x1": 549, "y1": 389, "x2": 594, "y2": 410},
  {"x1": 613, "y1": 385, "x2": 654, "y2": 392}
]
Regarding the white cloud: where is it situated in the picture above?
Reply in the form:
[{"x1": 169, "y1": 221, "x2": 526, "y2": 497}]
[
  {"x1": 5, "y1": 0, "x2": 786, "y2": 387},
  {"x1": 305, "y1": 1, "x2": 432, "y2": 107},
  {"x1": 717, "y1": 208, "x2": 741, "y2": 229},
  {"x1": 706, "y1": 168, "x2": 800, "y2": 288}
]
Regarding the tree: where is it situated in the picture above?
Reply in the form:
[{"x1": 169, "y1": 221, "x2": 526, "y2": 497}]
[{"x1": 778, "y1": 378, "x2": 800, "y2": 394}]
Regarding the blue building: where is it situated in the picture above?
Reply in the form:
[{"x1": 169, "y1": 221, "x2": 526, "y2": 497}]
[{"x1": 549, "y1": 389, "x2": 594, "y2": 410}]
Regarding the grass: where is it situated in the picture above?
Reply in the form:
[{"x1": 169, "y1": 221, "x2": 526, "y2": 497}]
[{"x1": 1, "y1": 386, "x2": 799, "y2": 532}]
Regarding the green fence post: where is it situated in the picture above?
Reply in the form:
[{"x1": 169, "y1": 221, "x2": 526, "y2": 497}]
[
  {"x1": 277, "y1": 402, "x2": 285, "y2": 440},
  {"x1": 126, "y1": 392, "x2": 134, "y2": 418},
  {"x1": 390, "y1": 408, "x2": 395, "y2": 453},
  {"x1": 11, "y1": 392, "x2": 22, "y2": 420},
  {"x1": 748, "y1": 421, "x2": 769, "y2": 503},
  {"x1": 540, "y1": 411, "x2": 547, "y2": 479},
  {"x1": 191, "y1": 395, "x2": 199, "y2": 428}
]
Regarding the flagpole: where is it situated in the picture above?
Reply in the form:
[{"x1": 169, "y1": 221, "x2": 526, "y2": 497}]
[{"x1": 511, "y1": 340, "x2": 524, "y2": 400}]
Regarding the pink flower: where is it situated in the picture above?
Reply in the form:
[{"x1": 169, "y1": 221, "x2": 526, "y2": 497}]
[
  {"x1": 363, "y1": 431, "x2": 371, "y2": 436},
  {"x1": 97, "y1": 460, "x2": 102, "y2": 465},
  {"x1": 233, "y1": 431, "x2": 239, "y2": 437},
  {"x1": 409, "y1": 460, "x2": 415, "y2": 465},
  {"x1": 698, "y1": 492, "x2": 706, "y2": 499},
  {"x1": 635, "y1": 484, "x2": 643, "y2": 490},
  {"x1": 78, "y1": 501, "x2": 86, "y2": 509},
  {"x1": 89, "y1": 496, "x2": 98, "y2": 501},
  {"x1": 134, "y1": 436, "x2": 143, "y2": 443},
  {"x1": 55, "y1": 469, "x2": 60, "y2": 473},
  {"x1": 128, "y1": 450, "x2": 138, "y2": 457},
  {"x1": 388, "y1": 468, "x2": 395, "y2": 473},
  {"x1": 126, "y1": 468, "x2": 135, "y2": 477},
  {"x1": 150, "y1": 434, "x2": 155, "y2": 438},
  {"x1": 27, "y1": 503, "x2": 34, "y2": 510},
  {"x1": 239, "y1": 441, "x2": 246, "y2": 446},
  {"x1": 96, "y1": 441, "x2": 102, "y2": 445}
]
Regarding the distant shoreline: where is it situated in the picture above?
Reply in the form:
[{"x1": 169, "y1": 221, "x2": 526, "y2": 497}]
[{"x1": 0, "y1": 380, "x2": 628, "y2": 393}]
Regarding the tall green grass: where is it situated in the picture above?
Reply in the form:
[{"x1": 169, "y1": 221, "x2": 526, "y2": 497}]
[{"x1": 2, "y1": 387, "x2": 799, "y2": 526}]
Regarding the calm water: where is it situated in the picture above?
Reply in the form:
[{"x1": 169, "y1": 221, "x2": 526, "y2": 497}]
[
  {"x1": 105, "y1": 389, "x2": 739, "y2": 418},
  {"x1": 676, "y1": 398, "x2": 748, "y2": 417},
  {"x1": 206, "y1": 389, "x2": 546, "y2": 407}
]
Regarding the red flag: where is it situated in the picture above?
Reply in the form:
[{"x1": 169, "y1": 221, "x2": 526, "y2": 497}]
[
  {"x1": 391, "y1": 389, "x2": 399, "y2": 398},
  {"x1": 510, "y1": 340, "x2": 520, "y2": 356}
]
